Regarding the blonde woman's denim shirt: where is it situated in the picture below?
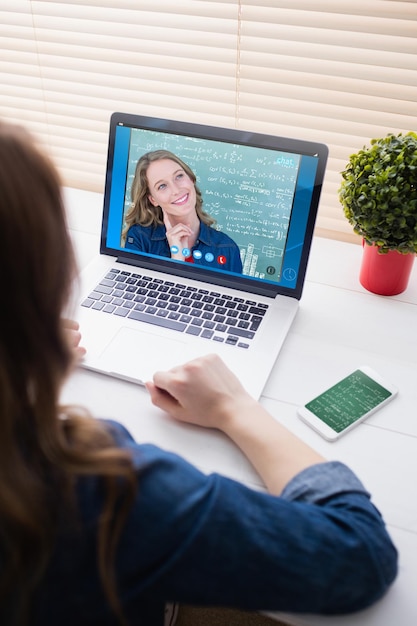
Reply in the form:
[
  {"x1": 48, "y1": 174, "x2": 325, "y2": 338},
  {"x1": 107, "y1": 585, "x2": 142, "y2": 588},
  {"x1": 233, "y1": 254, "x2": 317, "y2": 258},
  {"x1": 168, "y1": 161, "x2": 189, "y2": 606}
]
[{"x1": 125, "y1": 221, "x2": 243, "y2": 274}]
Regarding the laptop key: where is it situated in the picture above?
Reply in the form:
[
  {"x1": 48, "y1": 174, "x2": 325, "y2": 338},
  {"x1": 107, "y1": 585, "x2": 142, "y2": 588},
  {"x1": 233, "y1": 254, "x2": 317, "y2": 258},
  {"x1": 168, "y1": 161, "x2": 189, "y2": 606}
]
[
  {"x1": 128, "y1": 310, "x2": 187, "y2": 332},
  {"x1": 250, "y1": 317, "x2": 263, "y2": 332},
  {"x1": 94, "y1": 285, "x2": 113, "y2": 295},
  {"x1": 248, "y1": 306, "x2": 267, "y2": 316},
  {"x1": 100, "y1": 278, "x2": 116, "y2": 287},
  {"x1": 186, "y1": 326, "x2": 201, "y2": 336},
  {"x1": 88, "y1": 292, "x2": 103, "y2": 300},
  {"x1": 226, "y1": 327, "x2": 255, "y2": 339}
]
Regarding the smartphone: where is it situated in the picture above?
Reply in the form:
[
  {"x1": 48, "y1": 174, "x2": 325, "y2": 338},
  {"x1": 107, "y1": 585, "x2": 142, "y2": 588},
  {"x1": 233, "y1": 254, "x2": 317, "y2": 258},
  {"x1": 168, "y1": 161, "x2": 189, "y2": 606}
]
[{"x1": 297, "y1": 366, "x2": 398, "y2": 441}]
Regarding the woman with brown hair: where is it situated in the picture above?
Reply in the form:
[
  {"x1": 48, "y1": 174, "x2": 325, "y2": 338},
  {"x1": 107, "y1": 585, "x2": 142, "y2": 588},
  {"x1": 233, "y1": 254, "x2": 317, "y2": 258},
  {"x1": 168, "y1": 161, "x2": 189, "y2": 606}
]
[
  {"x1": 0, "y1": 121, "x2": 397, "y2": 626},
  {"x1": 0, "y1": 121, "x2": 136, "y2": 625},
  {"x1": 122, "y1": 150, "x2": 243, "y2": 273}
]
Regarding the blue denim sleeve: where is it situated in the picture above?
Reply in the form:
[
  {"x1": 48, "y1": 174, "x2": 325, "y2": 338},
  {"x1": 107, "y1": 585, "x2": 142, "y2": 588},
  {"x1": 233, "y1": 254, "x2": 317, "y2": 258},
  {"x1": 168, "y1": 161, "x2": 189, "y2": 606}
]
[
  {"x1": 125, "y1": 225, "x2": 152, "y2": 253},
  {"x1": 97, "y1": 422, "x2": 397, "y2": 617},
  {"x1": 281, "y1": 460, "x2": 370, "y2": 503}
]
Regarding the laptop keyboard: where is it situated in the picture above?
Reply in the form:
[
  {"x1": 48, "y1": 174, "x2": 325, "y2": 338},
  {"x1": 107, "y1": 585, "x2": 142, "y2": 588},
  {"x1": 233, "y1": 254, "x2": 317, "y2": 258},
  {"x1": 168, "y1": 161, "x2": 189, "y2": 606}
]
[{"x1": 81, "y1": 268, "x2": 268, "y2": 349}]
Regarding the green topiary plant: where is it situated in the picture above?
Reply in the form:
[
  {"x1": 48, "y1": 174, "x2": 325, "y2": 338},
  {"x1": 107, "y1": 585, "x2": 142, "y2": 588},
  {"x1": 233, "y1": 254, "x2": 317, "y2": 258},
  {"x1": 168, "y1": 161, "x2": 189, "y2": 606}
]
[{"x1": 339, "y1": 131, "x2": 417, "y2": 254}]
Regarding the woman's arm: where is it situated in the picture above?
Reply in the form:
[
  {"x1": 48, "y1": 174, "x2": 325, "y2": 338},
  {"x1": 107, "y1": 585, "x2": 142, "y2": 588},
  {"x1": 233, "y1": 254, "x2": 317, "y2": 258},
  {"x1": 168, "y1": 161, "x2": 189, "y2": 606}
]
[
  {"x1": 144, "y1": 355, "x2": 397, "y2": 613},
  {"x1": 146, "y1": 353, "x2": 325, "y2": 494},
  {"x1": 105, "y1": 426, "x2": 398, "y2": 616}
]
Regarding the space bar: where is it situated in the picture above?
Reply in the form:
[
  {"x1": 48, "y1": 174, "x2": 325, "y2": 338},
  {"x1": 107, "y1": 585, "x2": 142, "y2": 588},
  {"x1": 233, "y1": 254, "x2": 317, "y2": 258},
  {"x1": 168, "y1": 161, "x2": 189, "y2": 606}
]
[{"x1": 128, "y1": 310, "x2": 187, "y2": 332}]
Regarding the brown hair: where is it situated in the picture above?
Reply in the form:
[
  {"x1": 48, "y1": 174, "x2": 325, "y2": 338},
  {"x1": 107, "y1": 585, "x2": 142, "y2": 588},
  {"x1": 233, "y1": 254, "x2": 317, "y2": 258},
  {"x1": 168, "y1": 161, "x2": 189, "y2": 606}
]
[
  {"x1": 121, "y1": 149, "x2": 215, "y2": 244},
  {"x1": 0, "y1": 121, "x2": 135, "y2": 624}
]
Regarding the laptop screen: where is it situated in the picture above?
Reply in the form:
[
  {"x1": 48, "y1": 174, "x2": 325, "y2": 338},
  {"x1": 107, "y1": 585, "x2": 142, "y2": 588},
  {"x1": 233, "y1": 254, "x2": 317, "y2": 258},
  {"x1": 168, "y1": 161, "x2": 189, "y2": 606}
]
[{"x1": 101, "y1": 113, "x2": 328, "y2": 299}]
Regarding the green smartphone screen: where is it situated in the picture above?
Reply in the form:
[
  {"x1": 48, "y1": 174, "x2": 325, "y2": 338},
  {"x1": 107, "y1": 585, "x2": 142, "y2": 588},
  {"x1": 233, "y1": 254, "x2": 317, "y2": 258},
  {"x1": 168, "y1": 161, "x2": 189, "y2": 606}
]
[{"x1": 305, "y1": 369, "x2": 393, "y2": 433}]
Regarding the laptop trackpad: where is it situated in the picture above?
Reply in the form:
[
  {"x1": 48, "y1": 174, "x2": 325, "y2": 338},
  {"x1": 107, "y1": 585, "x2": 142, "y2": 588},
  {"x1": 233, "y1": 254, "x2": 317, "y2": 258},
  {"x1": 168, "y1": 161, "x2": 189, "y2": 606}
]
[{"x1": 99, "y1": 326, "x2": 196, "y2": 384}]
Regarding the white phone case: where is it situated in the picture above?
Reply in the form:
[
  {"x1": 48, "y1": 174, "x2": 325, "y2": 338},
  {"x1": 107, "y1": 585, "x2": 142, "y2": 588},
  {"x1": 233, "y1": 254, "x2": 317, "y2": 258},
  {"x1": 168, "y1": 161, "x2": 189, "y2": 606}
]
[{"x1": 297, "y1": 366, "x2": 398, "y2": 441}]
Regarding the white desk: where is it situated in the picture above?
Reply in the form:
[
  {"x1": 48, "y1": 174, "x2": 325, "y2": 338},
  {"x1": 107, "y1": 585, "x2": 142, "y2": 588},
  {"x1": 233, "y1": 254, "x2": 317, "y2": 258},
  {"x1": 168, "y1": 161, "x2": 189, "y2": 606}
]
[{"x1": 62, "y1": 188, "x2": 417, "y2": 626}]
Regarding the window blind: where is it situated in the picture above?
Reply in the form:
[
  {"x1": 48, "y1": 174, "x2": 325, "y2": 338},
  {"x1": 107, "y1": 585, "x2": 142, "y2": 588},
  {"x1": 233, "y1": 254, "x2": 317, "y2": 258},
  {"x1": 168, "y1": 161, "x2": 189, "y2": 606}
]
[{"x1": 1, "y1": 0, "x2": 416, "y2": 242}]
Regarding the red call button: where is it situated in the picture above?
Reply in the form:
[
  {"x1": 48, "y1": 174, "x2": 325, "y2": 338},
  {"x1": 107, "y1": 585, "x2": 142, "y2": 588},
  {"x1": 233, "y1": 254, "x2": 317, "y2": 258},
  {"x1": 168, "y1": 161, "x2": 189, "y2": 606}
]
[{"x1": 217, "y1": 255, "x2": 227, "y2": 265}]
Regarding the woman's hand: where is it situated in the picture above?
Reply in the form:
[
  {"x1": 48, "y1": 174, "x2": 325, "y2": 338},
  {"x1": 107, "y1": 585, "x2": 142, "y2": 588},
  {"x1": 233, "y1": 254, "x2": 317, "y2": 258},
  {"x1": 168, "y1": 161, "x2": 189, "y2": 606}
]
[
  {"x1": 163, "y1": 212, "x2": 193, "y2": 260},
  {"x1": 146, "y1": 354, "x2": 253, "y2": 430},
  {"x1": 62, "y1": 319, "x2": 86, "y2": 362},
  {"x1": 147, "y1": 354, "x2": 324, "y2": 495}
]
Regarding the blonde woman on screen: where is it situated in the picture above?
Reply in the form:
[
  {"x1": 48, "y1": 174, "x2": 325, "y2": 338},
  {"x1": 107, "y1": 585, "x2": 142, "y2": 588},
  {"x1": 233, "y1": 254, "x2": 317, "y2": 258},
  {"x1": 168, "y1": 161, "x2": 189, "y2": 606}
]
[{"x1": 122, "y1": 150, "x2": 243, "y2": 273}]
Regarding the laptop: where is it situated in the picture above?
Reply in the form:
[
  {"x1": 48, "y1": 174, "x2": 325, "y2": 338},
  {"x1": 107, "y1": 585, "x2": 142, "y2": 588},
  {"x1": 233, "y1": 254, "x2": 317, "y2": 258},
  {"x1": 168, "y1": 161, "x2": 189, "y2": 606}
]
[{"x1": 75, "y1": 112, "x2": 328, "y2": 399}]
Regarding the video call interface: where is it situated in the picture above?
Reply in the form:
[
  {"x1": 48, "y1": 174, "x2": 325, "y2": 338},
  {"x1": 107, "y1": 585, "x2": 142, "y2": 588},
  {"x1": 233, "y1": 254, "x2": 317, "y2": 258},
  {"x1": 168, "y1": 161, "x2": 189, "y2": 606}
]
[{"x1": 105, "y1": 123, "x2": 320, "y2": 289}]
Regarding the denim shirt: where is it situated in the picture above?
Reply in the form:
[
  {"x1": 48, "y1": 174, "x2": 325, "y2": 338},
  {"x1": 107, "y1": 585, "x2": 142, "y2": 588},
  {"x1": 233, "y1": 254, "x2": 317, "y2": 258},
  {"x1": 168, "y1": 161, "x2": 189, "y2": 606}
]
[
  {"x1": 33, "y1": 421, "x2": 397, "y2": 625},
  {"x1": 125, "y1": 222, "x2": 243, "y2": 274}
]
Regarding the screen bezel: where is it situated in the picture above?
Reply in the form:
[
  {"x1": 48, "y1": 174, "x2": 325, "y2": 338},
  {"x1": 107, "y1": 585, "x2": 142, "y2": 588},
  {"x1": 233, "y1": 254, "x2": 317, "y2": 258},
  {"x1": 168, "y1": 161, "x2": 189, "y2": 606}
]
[{"x1": 100, "y1": 112, "x2": 328, "y2": 299}]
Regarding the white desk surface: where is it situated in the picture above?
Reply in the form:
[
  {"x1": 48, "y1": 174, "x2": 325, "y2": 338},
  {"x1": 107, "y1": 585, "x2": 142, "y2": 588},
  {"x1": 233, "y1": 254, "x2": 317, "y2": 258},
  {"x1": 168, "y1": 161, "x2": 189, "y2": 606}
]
[{"x1": 63, "y1": 188, "x2": 417, "y2": 626}]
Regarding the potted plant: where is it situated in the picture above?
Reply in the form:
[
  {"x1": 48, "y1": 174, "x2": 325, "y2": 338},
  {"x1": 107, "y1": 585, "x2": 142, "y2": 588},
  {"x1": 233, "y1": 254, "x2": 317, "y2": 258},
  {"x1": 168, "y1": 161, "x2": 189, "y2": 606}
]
[{"x1": 338, "y1": 131, "x2": 417, "y2": 295}]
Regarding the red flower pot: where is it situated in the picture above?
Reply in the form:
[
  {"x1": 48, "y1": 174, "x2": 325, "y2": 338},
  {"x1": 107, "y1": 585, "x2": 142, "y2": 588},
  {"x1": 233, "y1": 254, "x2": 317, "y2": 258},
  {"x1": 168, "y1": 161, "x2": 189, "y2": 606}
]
[{"x1": 360, "y1": 242, "x2": 415, "y2": 295}]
